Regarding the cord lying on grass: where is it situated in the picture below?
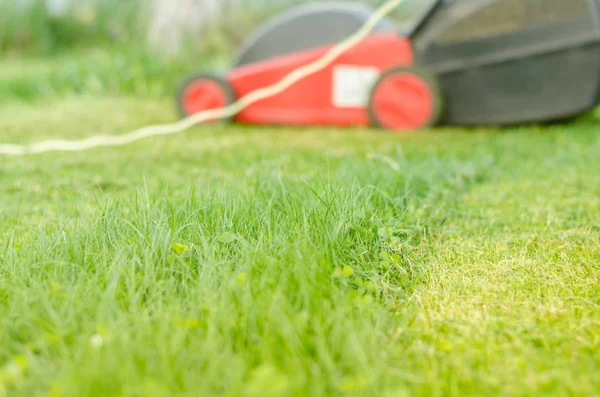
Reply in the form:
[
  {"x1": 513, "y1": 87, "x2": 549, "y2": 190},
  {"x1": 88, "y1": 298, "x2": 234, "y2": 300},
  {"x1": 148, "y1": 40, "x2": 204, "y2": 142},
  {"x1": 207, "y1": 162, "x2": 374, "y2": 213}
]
[{"x1": 0, "y1": 0, "x2": 403, "y2": 157}]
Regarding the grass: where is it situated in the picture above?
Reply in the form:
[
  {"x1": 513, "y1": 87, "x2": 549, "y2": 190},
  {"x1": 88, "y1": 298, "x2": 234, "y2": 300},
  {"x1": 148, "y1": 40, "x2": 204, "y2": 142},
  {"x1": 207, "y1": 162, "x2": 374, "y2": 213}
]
[
  {"x1": 0, "y1": 46, "x2": 231, "y2": 103},
  {"x1": 0, "y1": 51, "x2": 599, "y2": 397},
  {"x1": 0, "y1": 0, "x2": 145, "y2": 54}
]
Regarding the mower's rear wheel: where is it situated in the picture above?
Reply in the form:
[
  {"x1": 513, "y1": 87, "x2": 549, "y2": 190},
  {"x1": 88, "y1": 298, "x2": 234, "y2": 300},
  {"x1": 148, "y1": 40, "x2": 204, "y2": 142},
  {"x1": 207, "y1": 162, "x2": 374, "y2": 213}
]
[
  {"x1": 367, "y1": 66, "x2": 443, "y2": 132},
  {"x1": 176, "y1": 73, "x2": 236, "y2": 122}
]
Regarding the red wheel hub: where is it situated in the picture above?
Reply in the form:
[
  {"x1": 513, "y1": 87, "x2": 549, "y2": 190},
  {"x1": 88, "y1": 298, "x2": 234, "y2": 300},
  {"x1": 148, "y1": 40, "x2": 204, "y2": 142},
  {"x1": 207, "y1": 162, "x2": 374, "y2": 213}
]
[
  {"x1": 372, "y1": 73, "x2": 435, "y2": 131},
  {"x1": 182, "y1": 79, "x2": 228, "y2": 118}
]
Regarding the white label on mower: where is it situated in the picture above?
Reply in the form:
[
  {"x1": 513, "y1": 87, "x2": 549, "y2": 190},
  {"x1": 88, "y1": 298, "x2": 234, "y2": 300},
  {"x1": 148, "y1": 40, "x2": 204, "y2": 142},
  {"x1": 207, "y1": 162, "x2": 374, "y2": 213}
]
[{"x1": 332, "y1": 65, "x2": 380, "y2": 108}]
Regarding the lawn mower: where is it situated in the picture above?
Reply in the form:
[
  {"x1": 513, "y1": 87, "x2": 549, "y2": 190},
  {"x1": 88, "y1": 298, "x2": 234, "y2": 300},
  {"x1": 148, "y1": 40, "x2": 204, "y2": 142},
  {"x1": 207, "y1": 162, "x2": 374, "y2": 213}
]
[{"x1": 176, "y1": 0, "x2": 600, "y2": 131}]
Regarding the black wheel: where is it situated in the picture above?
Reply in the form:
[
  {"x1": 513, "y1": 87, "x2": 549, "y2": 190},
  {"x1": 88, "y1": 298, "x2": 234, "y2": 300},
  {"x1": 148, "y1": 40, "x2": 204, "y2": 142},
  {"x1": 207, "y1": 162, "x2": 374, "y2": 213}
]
[
  {"x1": 176, "y1": 72, "x2": 237, "y2": 122},
  {"x1": 367, "y1": 66, "x2": 444, "y2": 131}
]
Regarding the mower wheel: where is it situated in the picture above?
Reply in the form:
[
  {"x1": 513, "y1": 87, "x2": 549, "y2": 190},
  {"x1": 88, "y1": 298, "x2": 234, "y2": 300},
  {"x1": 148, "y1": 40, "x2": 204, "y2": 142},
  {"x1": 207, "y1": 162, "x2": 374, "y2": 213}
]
[
  {"x1": 367, "y1": 66, "x2": 443, "y2": 132},
  {"x1": 176, "y1": 73, "x2": 237, "y2": 121}
]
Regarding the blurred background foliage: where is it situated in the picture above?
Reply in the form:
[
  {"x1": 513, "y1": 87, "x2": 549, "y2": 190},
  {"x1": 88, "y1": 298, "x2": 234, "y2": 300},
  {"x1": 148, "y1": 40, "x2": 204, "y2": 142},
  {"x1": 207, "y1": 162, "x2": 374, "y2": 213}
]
[{"x1": 0, "y1": 0, "x2": 426, "y2": 101}]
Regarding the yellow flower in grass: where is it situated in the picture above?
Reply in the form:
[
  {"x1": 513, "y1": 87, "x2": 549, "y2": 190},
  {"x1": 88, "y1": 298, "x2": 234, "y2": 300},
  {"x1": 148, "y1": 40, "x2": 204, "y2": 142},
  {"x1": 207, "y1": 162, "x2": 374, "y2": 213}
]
[
  {"x1": 333, "y1": 266, "x2": 355, "y2": 278},
  {"x1": 176, "y1": 317, "x2": 201, "y2": 330},
  {"x1": 171, "y1": 243, "x2": 192, "y2": 255},
  {"x1": 235, "y1": 272, "x2": 247, "y2": 288},
  {"x1": 342, "y1": 266, "x2": 355, "y2": 277}
]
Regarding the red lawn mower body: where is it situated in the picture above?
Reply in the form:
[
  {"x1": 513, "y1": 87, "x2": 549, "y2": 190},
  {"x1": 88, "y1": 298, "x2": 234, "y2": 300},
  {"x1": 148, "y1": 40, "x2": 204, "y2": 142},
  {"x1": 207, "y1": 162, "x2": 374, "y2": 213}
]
[
  {"x1": 184, "y1": 34, "x2": 435, "y2": 129},
  {"x1": 230, "y1": 34, "x2": 419, "y2": 128},
  {"x1": 178, "y1": 3, "x2": 444, "y2": 131},
  {"x1": 180, "y1": 34, "x2": 437, "y2": 130}
]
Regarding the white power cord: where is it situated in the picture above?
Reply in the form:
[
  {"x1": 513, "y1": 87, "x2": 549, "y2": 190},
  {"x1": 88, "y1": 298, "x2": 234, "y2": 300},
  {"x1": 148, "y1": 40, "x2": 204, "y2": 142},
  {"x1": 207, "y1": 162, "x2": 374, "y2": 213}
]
[{"x1": 0, "y1": 0, "x2": 403, "y2": 156}]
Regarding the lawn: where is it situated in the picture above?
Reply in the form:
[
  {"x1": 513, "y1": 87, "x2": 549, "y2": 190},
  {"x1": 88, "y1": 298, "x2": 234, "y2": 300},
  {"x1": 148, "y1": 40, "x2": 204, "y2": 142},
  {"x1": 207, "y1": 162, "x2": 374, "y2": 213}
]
[{"x1": 0, "y1": 54, "x2": 599, "y2": 397}]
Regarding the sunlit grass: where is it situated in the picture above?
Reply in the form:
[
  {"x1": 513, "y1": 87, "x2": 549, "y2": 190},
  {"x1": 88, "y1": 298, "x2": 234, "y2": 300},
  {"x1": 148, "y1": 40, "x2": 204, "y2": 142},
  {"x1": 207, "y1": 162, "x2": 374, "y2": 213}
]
[{"x1": 0, "y1": 71, "x2": 599, "y2": 396}]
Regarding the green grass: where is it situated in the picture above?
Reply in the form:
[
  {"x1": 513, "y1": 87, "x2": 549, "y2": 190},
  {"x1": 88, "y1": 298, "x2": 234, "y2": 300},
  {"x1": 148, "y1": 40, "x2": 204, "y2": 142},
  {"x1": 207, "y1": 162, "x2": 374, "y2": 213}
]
[
  {"x1": 0, "y1": 0, "x2": 146, "y2": 54},
  {"x1": 1, "y1": 54, "x2": 599, "y2": 397},
  {"x1": 0, "y1": 46, "x2": 230, "y2": 103}
]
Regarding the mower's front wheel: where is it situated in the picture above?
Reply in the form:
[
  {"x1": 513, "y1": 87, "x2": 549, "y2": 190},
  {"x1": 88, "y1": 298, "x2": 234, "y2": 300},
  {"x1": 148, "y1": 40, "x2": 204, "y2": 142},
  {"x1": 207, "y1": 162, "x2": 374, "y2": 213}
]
[
  {"x1": 176, "y1": 73, "x2": 237, "y2": 122},
  {"x1": 367, "y1": 66, "x2": 443, "y2": 132}
]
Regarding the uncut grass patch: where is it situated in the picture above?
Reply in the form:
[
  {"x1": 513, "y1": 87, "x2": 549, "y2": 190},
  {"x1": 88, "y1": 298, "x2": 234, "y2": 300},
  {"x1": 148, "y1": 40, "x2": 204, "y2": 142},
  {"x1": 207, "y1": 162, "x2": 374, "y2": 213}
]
[
  {"x1": 0, "y1": 58, "x2": 599, "y2": 395},
  {"x1": 0, "y1": 127, "x2": 487, "y2": 396}
]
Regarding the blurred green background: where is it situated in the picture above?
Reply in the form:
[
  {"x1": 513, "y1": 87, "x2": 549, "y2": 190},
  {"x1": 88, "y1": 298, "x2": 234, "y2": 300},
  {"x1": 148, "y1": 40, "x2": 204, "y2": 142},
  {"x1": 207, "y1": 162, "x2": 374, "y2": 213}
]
[{"x1": 0, "y1": 0, "x2": 426, "y2": 102}]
